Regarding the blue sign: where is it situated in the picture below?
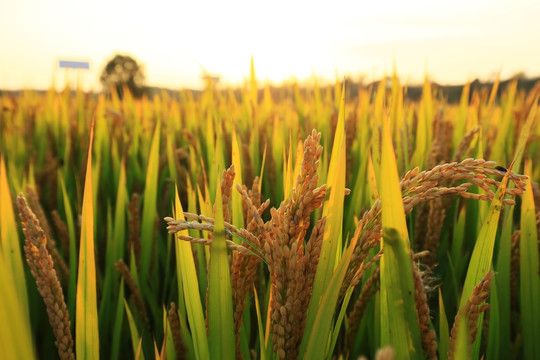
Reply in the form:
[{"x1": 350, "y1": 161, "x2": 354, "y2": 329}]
[{"x1": 59, "y1": 60, "x2": 90, "y2": 69}]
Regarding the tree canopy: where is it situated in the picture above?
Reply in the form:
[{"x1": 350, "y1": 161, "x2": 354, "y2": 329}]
[{"x1": 100, "y1": 54, "x2": 146, "y2": 98}]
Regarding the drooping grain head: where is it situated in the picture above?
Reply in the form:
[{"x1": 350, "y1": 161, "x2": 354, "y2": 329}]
[{"x1": 17, "y1": 194, "x2": 75, "y2": 360}]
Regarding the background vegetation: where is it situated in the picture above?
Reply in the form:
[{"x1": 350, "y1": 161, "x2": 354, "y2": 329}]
[{"x1": 0, "y1": 62, "x2": 539, "y2": 360}]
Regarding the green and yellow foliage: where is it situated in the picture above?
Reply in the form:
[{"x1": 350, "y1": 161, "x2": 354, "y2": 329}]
[{"x1": 0, "y1": 66, "x2": 539, "y2": 360}]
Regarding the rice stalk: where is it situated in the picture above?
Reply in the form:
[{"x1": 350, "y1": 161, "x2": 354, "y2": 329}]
[
  {"x1": 17, "y1": 194, "x2": 75, "y2": 360},
  {"x1": 167, "y1": 302, "x2": 187, "y2": 360},
  {"x1": 230, "y1": 179, "x2": 268, "y2": 358},
  {"x1": 128, "y1": 193, "x2": 142, "y2": 269},
  {"x1": 6, "y1": 74, "x2": 538, "y2": 360},
  {"x1": 25, "y1": 187, "x2": 69, "y2": 282},
  {"x1": 412, "y1": 259, "x2": 437, "y2": 359},
  {"x1": 167, "y1": 129, "x2": 327, "y2": 359},
  {"x1": 115, "y1": 259, "x2": 150, "y2": 329},
  {"x1": 220, "y1": 165, "x2": 236, "y2": 224},
  {"x1": 448, "y1": 270, "x2": 493, "y2": 360},
  {"x1": 342, "y1": 158, "x2": 526, "y2": 297}
]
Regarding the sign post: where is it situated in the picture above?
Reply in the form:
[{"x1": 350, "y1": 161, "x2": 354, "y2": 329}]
[{"x1": 58, "y1": 60, "x2": 90, "y2": 90}]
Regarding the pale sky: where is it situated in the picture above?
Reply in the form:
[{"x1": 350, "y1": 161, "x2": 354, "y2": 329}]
[{"x1": 1, "y1": 0, "x2": 539, "y2": 91}]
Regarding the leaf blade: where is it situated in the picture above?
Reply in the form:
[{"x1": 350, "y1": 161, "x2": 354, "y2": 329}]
[
  {"x1": 174, "y1": 187, "x2": 209, "y2": 360},
  {"x1": 520, "y1": 162, "x2": 540, "y2": 359},
  {"x1": 208, "y1": 178, "x2": 236, "y2": 359},
  {"x1": 379, "y1": 108, "x2": 422, "y2": 358},
  {"x1": 76, "y1": 117, "x2": 100, "y2": 360}
]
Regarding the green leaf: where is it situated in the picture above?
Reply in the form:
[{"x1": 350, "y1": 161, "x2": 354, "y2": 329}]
[
  {"x1": 99, "y1": 161, "x2": 128, "y2": 342},
  {"x1": 520, "y1": 162, "x2": 540, "y2": 359},
  {"x1": 174, "y1": 187, "x2": 209, "y2": 360},
  {"x1": 459, "y1": 159, "x2": 517, "y2": 309},
  {"x1": 208, "y1": 179, "x2": 236, "y2": 360},
  {"x1": 380, "y1": 228, "x2": 423, "y2": 359},
  {"x1": 231, "y1": 129, "x2": 245, "y2": 230},
  {"x1": 453, "y1": 314, "x2": 469, "y2": 360},
  {"x1": 76, "y1": 119, "x2": 100, "y2": 360},
  {"x1": 458, "y1": 153, "x2": 517, "y2": 357},
  {"x1": 124, "y1": 299, "x2": 145, "y2": 360},
  {"x1": 302, "y1": 82, "x2": 346, "y2": 351},
  {"x1": 438, "y1": 290, "x2": 450, "y2": 360},
  {"x1": 140, "y1": 120, "x2": 161, "y2": 280},
  {"x1": 453, "y1": 81, "x2": 471, "y2": 150},
  {"x1": 59, "y1": 175, "x2": 77, "y2": 319},
  {"x1": 301, "y1": 218, "x2": 361, "y2": 359},
  {"x1": 491, "y1": 80, "x2": 517, "y2": 164},
  {"x1": 492, "y1": 205, "x2": 513, "y2": 359},
  {"x1": 283, "y1": 134, "x2": 294, "y2": 200},
  {"x1": 253, "y1": 286, "x2": 267, "y2": 360},
  {"x1": 110, "y1": 280, "x2": 125, "y2": 360},
  {"x1": 379, "y1": 107, "x2": 422, "y2": 358},
  {"x1": 486, "y1": 270, "x2": 500, "y2": 360},
  {"x1": 0, "y1": 236, "x2": 36, "y2": 359},
  {"x1": 0, "y1": 156, "x2": 30, "y2": 325},
  {"x1": 329, "y1": 285, "x2": 355, "y2": 356}
]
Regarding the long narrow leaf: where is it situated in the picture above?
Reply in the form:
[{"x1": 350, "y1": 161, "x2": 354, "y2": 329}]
[
  {"x1": 0, "y1": 156, "x2": 30, "y2": 321},
  {"x1": 301, "y1": 81, "x2": 346, "y2": 356},
  {"x1": 76, "y1": 117, "x2": 100, "y2": 360},
  {"x1": 520, "y1": 162, "x2": 540, "y2": 359},
  {"x1": 460, "y1": 164, "x2": 514, "y2": 308},
  {"x1": 301, "y1": 219, "x2": 361, "y2": 359},
  {"x1": 231, "y1": 129, "x2": 244, "y2": 230},
  {"x1": 438, "y1": 290, "x2": 450, "y2": 360},
  {"x1": 0, "y1": 239, "x2": 36, "y2": 359},
  {"x1": 140, "y1": 120, "x2": 161, "y2": 280},
  {"x1": 208, "y1": 179, "x2": 235, "y2": 359},
  {"x1": 379, "y1": 109, "x2": 422, "y2": 358},
  {"x1": 110, "y1": 280, "x2": 125, "y2": 360},
  {"x1": 253, "y1": 286, "x2": 266, "y2": 360},
  {"x1": 124, "y1": 299, "x2": 145, "y2": 360},
  {"x1": 59, "y1": 175, "x2": 77, "y2": 319},
  {"x1": 173, "y1": 187, "x2": 209, "y2": 360}
]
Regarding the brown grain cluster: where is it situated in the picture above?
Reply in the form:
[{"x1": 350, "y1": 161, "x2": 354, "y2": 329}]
[
  {"x1": 416, "y1": 124, "x2": 495, "y2": 268},
  {"x1": 115, "y1": 259, "x2": 150, "y2": 329},
  {"x1": 230, "y1": 174, "x2": 268, "y2": 358},
  {"x1": 25, "y1": 187, "x2": 69, "y2": 282},
  {"x1": 448, "y1": 270, "x2": 494, "y2": 359},
  {"x1": 220, "y1": 164, "x2": 236, "y2": 223},
  {"x1": 341, "y1": 158, "x2": 527, "y2": 297},
  {"x1": 165, "y1": 129, "x2": 327, "y2": 359},
  {"x1": 412, "y1": 260, "x2": 437, "y2": 359},
  {"x1": 17, "y1": 194, "x2": 75, "y2": 360},
  {"x1": 414, "y1": 113, "x2": 453, "y2": 267},
  {"x1": 165, "y1": 132, "x2": 528, "y2": 360},
  {"x1": 251, "y1": 129, "x2": 327, "y2": 359},
  {"x1": 167, "y1": 302, "x2": 187, "y2": 360}
]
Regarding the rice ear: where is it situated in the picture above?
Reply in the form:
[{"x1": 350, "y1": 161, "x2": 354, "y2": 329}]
[{"x1": 17, "y1": 194, "x2": 75, "y2": 360}]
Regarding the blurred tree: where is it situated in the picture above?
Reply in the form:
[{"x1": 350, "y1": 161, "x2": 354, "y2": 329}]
[{"x1": 100, "y1": 54, "x2": 147, "y2": 98}]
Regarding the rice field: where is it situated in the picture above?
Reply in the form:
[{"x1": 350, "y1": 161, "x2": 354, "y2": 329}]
[{"x1": 1, "y1": 64, "x2": 539, "y2": 360}]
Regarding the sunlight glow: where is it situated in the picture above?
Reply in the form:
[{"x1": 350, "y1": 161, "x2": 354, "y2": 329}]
[{"x1": 0, "y1": 0, "x2": 539, "y2": 90}]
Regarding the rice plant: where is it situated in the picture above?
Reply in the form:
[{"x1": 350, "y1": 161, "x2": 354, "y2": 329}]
[{"x1": 0, "y1": 67, "x2": 539, "y2": 360}]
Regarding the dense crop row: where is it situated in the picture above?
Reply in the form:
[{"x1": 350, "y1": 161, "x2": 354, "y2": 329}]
[{"x1": 0, "y1": 65, "x2": 539, "y2": 359}]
